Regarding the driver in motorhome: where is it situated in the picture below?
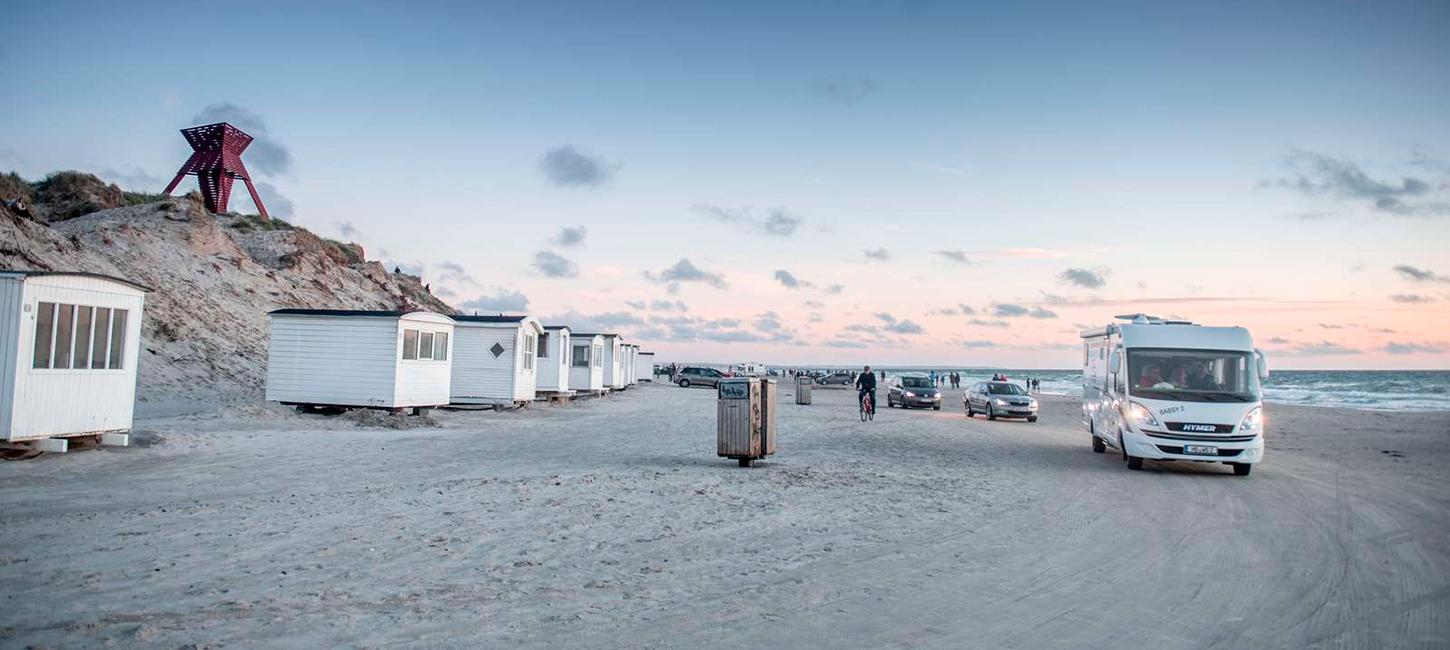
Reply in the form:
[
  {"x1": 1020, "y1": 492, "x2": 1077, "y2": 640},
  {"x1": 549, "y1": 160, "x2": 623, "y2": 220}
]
[{"x1": 1138, "y1": 365, "x2": 1164, "y2": 389}]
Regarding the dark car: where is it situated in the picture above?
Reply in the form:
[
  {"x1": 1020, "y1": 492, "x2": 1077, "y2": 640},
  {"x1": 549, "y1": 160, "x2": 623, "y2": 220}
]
[
  {"x1": 675, "y1": 366, "x2": 726, "y2": 388},
  {"x1": 964, "y1": 381, "x2": 1038, "y2": 421},
  {"x1": 887, "y1": 373, "x2": 942, "y2": 409},
  {"x1": 815, "y1": 371, "x2": 856, "y2": 387}
]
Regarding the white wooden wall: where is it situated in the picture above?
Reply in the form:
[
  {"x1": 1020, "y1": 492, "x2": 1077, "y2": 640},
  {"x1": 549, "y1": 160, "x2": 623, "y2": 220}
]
[
  {"x1": 602, "y1": 337, "x2": 621, "y2": 388},
  {"x1": 0, "y1": 277, "x2": 24, "y2": 439},
  {"x1": 5, "y1": 275, "x2": 145, "y2": 440},
  {"x1": 266, "y1": 316, "x2": 401, "y2": 407},
  {"x1": 451, "y1": 325, "x2": 536, "y2": 403},
  {"x1": 569, "y1": 336, "x2": 604, "y2": 391}
]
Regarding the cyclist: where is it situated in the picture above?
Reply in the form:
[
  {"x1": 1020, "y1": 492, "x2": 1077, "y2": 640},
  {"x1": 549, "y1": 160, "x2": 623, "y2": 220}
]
[{"x1": 855, "y1": 365, "x2": 877, "y2": 415}]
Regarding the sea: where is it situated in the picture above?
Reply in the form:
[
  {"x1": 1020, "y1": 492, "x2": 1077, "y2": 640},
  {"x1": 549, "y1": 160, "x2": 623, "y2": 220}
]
[{"x1": 835, "y1": 368, "x2": 1450, "y2": 412}]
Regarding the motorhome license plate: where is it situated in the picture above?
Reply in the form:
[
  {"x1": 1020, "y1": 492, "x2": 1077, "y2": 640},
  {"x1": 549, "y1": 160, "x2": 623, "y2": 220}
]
[{"x1": 1183, "y1": 444, "x2": 1218, "y2": 455}]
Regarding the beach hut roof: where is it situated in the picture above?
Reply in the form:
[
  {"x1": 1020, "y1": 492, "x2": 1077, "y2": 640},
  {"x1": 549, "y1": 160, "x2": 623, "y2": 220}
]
[
  {"x1": 269, "y1": 308, "x2": 442, "y2": 318},
  {"x1": 454, "y1": 314, "x2": 528, "y2": 323},
  {"x1": 0, "y1": 269, "x2": 152, "y2": 292}
]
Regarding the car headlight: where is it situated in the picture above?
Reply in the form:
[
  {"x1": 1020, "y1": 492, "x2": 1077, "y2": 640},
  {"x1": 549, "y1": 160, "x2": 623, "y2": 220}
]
[
  {"x1": 995, "y1": 398, "x2": 1009, "y2": 406},
  {"x1": 1129, "y1": 402, "x2": 1159, "y2": 427},
  {"x1": 1029, "y1": 398, "x2": 1038, "y2": 408},
  {"x1": 1239, "y1": 406, "x2": 1263, "y2": 432},
  {"x1": 905, "y1": 391, "x2": 916, "y2": 397}
]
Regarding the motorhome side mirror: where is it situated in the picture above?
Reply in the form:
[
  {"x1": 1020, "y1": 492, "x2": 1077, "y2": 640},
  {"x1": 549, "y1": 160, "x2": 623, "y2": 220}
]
[
  {"x1": 1108, "y1": 351, "x2": 1122, "y2": 374},
  {"x1": 1255, "y1": 349, "x2": 1269, "y2": 381}
]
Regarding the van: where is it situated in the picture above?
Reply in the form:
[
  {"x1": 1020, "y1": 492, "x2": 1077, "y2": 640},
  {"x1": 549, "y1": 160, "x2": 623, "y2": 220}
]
[{"x1": 1081, "y1": 314, "x2": 1268, "y2": 476}]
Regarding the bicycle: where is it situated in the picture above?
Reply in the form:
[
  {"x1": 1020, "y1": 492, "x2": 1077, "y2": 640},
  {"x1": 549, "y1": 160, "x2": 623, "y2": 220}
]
[{"x1": 860, "y1": 391, "x2": 875, "y2": 422}]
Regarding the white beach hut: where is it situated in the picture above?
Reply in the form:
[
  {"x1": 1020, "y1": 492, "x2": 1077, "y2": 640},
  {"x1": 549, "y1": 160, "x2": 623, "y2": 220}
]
[
  {"x1": 0, "y1": 271, "x2": 147, "y2": 452},
  {"x1": 621, "y1": 343, "x2": 635, "y2": 387},
  {"x1": 628, "y1": 345, "x2": 641, "y2": 385},
  {"x1": 637, "y1": 351, "x2": 656, "y2": 381},
  {"x1": 266, "y1": 309, "x2": 455, "y2": 412},
  {"x1": 450, "y1": 315, "x2": 544, "y2": 407},
  {"x1": 536, "y1": 325, "x2": 572, "y2": 397},
  {"x1": 600, "y1": 334, "x2": 624, "y2": 391},
  {"x1": 569, "y1": 333, "x2": 606, "y2": 395}
]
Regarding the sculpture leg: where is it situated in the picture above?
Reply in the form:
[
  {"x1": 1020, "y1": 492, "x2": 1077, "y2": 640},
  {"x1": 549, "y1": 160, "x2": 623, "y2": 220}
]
[
  {"x1": 162, "y1": 170, "x2": 188, "y2": 196},
  {"x1": 242, "y1": 178, "x2": 270, "y2": 221}
]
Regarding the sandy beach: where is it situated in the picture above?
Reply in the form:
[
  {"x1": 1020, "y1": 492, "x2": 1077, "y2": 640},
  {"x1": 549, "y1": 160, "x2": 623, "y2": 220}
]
[{"x1": 1, "y1": 383, "x2": 1448, "y2": 648}]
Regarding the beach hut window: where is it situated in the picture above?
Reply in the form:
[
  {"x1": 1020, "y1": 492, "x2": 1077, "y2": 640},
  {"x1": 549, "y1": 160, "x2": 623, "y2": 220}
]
[
  {"x1": 572, "y1": 344, "x2": 590, "y2": 367},
  {"x1": 433, "y1": 333, "x2": 448, "y2": 360},
  {"x1": 419, "y1": 332, "x2": 435, "y2": 359},
  {"x1": 31, "y1": 302, "x2": 129, "y2": 370},
  {"x1": 91, "y1": 307, "x2": 111, "y2": 369},
  {"x1": 403, "y1": 329, "x2": 419, "y2": 360},
  {"x1": 108, "y1": 309, "x2": 127, "y2": 369},
  {"x1": 523, "y1": 334, "x2": 535, "y2": 370},
  {"x1": 54, "y1": 304, "x2": 75, "y2": 369},
  {"x1": 592, "y1": 345, "x2": 602, "y2": 368},
  {"x1": 73, "y1": 306, "x2": 93, "y2": 369},
  {"x1": 33, "y1": 301, "x2": 56, "y2": 368},
  {"x1": 537, "y1": 333, "x2": 549, "y2": 358}
]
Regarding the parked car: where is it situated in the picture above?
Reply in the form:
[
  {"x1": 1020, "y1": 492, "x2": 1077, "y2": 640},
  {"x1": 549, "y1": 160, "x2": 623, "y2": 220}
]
[
  {"x1": 887, "y1": 373, "x2": 942, "y2": 409},
  {"x1": 816, "y1": 371, "x2": 855, "y2": 387},
  {"x1": 965, "y1": 381, "x2": 1038, "y2": 421},
  {"x1": 675, "y1": 366, "x2": 726, "y2": 388}
]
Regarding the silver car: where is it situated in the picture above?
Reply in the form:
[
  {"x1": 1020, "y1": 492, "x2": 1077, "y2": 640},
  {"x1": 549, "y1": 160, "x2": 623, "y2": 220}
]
[{"x1": 964, "y1": 381, "x2": 1038, "y2": 422}]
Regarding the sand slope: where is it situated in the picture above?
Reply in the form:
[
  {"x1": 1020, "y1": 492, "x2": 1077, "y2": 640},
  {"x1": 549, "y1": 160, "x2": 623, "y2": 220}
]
[{"x1": 1, "y1": 386, "x2": 1447, "y2": 647}]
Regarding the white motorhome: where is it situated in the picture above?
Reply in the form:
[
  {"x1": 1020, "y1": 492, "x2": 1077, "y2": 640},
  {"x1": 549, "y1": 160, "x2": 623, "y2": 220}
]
[{"x1": 1081, "y1": 314, "x2": 1268, "y2": 476}]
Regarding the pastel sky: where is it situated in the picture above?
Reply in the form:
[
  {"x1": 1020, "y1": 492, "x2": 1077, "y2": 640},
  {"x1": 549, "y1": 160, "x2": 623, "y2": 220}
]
[{"x1": 4, "y1": 1, "x2": 1449, "y2": 369}]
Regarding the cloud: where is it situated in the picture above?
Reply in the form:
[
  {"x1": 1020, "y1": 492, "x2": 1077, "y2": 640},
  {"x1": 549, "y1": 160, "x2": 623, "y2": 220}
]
[
  {"x1": 824, "y1": 284, "x2": 845, "y2": 295},
  {"x1": 935, "y1": 250, "x2": 971, "y2": 264},
  {"x1": 1059, "y1": 268, "x2": 1107, "y2": 289},
  {"x1": 1261, "y1": 148, "x2": 1449, "y2": 217},
  {"x1": 540, "y1": 146, "x2": 617, "y2": 187},
  {"x1": 533, "y1": 250, "x2": 579, "y2": 278},
  {"x1": 626, "y1": 300, "x2": 645, "y2": 309},
  {"x1": 969, "y1": 319, "x2": 1010, "y2": 328},
  {"x1": 98, "y1": 167, "x2": 163, "y2": 192},
  {"x1": 874, "y1": 312, "x2": 924, "y2": 334},
  {"x1": 438, "y1": 261, "x2": 478, "y2": 287},
  {"x1": 823, "y1": 339, "x2": 869, "y2": 349},
  {"x1": 1390, "y1": 293, "x2": 1433, "y2": 303},
  {"x1": 1288, "y1": 341, "x2": 1362, "y2": 356},
  {"x1": 991, "y1": 303, "x2": 1058, "y2": 319},
  {"x1": 241, "y1": 181, "x2": 294, "y2": 218},
  {"x1": 693, "y1": 204, "x2": 803, "y2": 237},
  {"x1": 809, "y1": 76, "x2": 877, "y2": 106},
  {"x1": 644, "y1": 259, "x2": 728, "y2": 289},
  {"x1": 458, "y1": 288, "x2": 530, "y2": 313},
  {"x1": 1318, "y1": 323, "x2": 1344, "y2": 330},
  {"x1": 650, "y1": 299, "x2": 688, "y2": 312},
  {"x1": 1394, "y1": 264, "x2": 1450, "y2": 283},
  {"x1": 336, "y1": 221, "x2": 363, "y2": 240},
  {"x1": 191, "y1": 103, "x2": 292, "y2": 175},
  {"x1": 1383, "y1": 341, "x2": 1447, "y2": 355},
  {"x1": 774, "y1": 269, "x2": 812, "y2": 289},
  {"x1": 646, "y1": 313, "x2": 795, "y2": 344},
  {"x1": 961, "y1": 340, "x2": 997, "y2": 348},
  {"x1": 863, "y1": 248, "x2": 891, "y2": 262},
  {"x1": 553, "y1": 225, "x2": 588, "y2": 247},
  {"x1": 546, "y1": 310, "x2": 645, "y2": 333}
]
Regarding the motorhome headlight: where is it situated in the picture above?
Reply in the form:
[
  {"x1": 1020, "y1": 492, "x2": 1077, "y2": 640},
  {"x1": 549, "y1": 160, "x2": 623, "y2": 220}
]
[
  {"x1": 1129, "y1": 402, "x2": 1159, "y2": 427},
  {"x1": 1239, "y1": 406, "x2": 1263, "y2": 432}
]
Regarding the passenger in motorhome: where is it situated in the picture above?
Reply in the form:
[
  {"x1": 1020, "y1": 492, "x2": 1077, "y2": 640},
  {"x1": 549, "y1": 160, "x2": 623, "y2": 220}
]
[
  {"x1": 1189, "y1": 363, "x2": 1217, "y2": 390},
  {"x1": 1138, "y1": 365, "x2": 1164, "y2": 389}
]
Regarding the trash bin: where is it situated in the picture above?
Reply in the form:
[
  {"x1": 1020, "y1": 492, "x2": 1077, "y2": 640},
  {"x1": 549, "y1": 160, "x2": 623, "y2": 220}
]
[
  {"x1": 795, "y1": 376, "x2": 812, "y2": 405},
  {"x1": 717, "y1": 377, "x2": 774, "y2": 467}
]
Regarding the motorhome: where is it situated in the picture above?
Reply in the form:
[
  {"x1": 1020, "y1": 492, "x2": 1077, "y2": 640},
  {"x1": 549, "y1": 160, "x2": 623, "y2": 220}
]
[{"x1": 1081, "y1": 314, "x2": 1268, "y2": 477}]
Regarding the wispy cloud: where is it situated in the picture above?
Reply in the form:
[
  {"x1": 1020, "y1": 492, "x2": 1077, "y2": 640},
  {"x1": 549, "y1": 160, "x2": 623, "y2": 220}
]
[
  {"x1": 458, "y1": 288, "x2": 529, "y2": 313},
  {"x1": 863, "y1": 248, "x2": 891, "y2": 262},
  {"x1": 935, "y1": 250, "x2": 971, "y2": 264},
  {"x1": 774, "y1": 269, "x2": 814, "y2": 289},
  {"x1": 1260, "y1": 148, "x2": 1449, "y2": 217},
  {"x1": 650, "y1": 299, "x2": 689, "y2": 312},
  {"x1": 644, "y1": 259, "x2": 728, "y2": 289},
  {"x1": 533, "y1": 250, "x2": 579, "y2": 278},
  {"x1": 961, "y1": 339, "x2": 997, "y2": 348},
  {"x1": 541, "y1": 146, "x2": 617, "y2": 187},
  {"x1": 1383, "y1": 341, "x2": 1447, "y2": 355},
  {"x1": 993, "y1": 303, "x2": 1058, "y2": 319},
  {"x1": 1390, "y1": 293, "x2": 1434, "y2": 303},
  {"x1": 553, "y1": 225, "x2": 588, "y2": 247},
  {"x1": 968, "y1": 318, "x2": 1010, "y2": 328},
  {"x1": 192, "y1": 103, "x2": 293, "y2": 176},
  {"x1": 1394, "y1": 264, "x2": 1450, "y2": 283},
  {"x1": 437, "y1": 261, "x2": 479, "y2": 287},
  {"x1": 809, "y1": 75, "x2": 877, "y2": 106},
  {"x1": 693, "y1": 204, "x2": 804, "y2": 237},
  {"x1": 1059, "y1": 267, "x2": 1107, "y2": 289},
  {"x1": 874, "y1": 312, "x2": 924, "y2": 334}
]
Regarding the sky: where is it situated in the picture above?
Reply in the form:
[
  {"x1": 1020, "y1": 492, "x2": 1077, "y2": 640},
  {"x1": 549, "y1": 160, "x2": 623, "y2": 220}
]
[{"x1": 3, "y1": 1, "x2": 1449, "y2": 369}]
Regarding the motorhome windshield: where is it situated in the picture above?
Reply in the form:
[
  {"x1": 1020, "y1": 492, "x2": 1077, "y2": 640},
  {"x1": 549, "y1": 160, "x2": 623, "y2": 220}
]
[{"x1": 1127, "y1": 348, "x2": 1260, "y2": 403}]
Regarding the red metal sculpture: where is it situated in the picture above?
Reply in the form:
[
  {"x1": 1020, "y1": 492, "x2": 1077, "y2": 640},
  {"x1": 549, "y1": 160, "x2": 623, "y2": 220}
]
[{"x1": 163, "y1": 122, "x2": 269, "y2": 220}]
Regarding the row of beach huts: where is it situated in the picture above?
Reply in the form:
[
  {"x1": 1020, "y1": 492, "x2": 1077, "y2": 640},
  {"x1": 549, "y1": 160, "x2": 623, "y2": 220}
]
[
  {"x1": 0, "y1": 270, "x2": 654, "y2": 454},
  {"x1": 265, "y1": 308, "x2": 654, "y2": 412}
]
